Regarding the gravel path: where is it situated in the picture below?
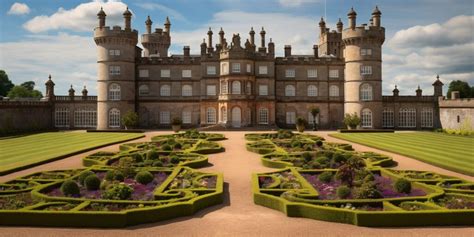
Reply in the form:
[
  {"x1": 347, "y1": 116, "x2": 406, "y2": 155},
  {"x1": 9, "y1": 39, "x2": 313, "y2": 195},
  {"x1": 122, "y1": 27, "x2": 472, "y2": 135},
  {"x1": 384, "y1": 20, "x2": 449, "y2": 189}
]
[{"x1": 0, "y1": 131, "x2": 473, "y2": 237}]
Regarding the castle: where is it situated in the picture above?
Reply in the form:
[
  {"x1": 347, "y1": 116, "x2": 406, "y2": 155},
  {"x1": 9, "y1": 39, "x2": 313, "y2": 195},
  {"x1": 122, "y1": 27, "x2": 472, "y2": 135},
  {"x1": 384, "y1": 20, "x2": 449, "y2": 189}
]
[{"x1": 6, "y1": 6, "x2": 471, "y2": 133}]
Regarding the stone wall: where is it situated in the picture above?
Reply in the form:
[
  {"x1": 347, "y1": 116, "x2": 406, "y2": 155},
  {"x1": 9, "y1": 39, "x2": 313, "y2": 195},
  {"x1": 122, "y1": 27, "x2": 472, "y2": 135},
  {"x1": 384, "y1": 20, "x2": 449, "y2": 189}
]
[
  {"x1": 439, "y1": 97, "x2": 474, "y2": 130},
  {"x1": 0, "y1": 101, "x2": 52, "y2": 135}
]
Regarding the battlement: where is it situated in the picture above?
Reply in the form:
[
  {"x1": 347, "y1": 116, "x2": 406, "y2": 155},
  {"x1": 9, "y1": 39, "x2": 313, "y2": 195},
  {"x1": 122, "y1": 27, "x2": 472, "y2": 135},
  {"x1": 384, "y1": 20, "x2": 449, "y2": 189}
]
[
  {"x1": 275, "y1": 55, "x2": 343, "y2": 65},
  {"x1": 439, "y1": 97, "x2": 474, "y2": 108},
  {"x1": 94, "y1": 26, "x2": 138, "y2": 38},
  {"x1": 138, "y1": 55, "x2": 202, "y2": 65},
  {"x1": 141, "y1": 31, "x2": 170, "y2": 45},
  {"x1": 342, "y1": 25, "x2": 385, "y2": 44}
]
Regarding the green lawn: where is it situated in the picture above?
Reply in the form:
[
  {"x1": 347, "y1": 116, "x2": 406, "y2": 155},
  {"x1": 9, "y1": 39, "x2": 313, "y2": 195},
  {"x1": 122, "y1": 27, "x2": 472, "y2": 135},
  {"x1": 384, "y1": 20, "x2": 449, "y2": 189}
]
[
  {"x1": 0, "y1": 132, "x2": 144, "y2": 175},
  {"x1": 330, "y1": 132, "x2": 474, "y2": 176}
]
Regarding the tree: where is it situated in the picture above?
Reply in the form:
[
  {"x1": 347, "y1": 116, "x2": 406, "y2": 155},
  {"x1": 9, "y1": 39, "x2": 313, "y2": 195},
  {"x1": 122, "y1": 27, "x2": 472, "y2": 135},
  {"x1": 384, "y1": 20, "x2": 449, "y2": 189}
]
[
  {"x1": 7, "y1": 86, "x2": 31, "y2": 99},
  {"x1": 20, "y1": 81, "x2": 35, "y2": 91},
  {"x1": 0, "y1": 70, "x2": 14, "y2": 97},
  {"x1": 121, "y1": 111, "x2": 138, "y2": 129},
  {"x1": 447, "y1": 80, "x2": 471, "y2": 98},
  {"x1": 310, "y1": 107, "x2": 320, "y2": 131}
]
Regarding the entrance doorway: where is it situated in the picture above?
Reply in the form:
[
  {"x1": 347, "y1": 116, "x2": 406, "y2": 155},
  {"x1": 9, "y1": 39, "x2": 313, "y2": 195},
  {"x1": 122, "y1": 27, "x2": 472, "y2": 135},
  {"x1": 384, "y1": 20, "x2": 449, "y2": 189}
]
[{"x1": 231, "y1": 107, "x2": 241, "y2": 128}]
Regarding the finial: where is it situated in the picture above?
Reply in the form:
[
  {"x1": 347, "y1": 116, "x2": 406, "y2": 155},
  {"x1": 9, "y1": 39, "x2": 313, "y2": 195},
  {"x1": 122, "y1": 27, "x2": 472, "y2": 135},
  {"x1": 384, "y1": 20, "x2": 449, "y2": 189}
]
[
  {"x1": 437, "y1": 74, "x2": 440, "y2": 80},
  {"x1": 165, "y1": 16, "x2": 170, "y2": 25},
  {"x1": 270, "y1": 38, "x2": 273, "y2": 42},
  {"x1": 395, "y1": 85, "x2": 397, "y2": 89},
  {"x1": 70, "y1": 84, "x2": 73, "y2": 88},
  {"x1": 203, "y1": 38, "x2": 206, "y2": 43},
  {"x1": 48, "y1": 74, "x2": 51, "y2": 80},
  {"x1": 372, "y1": 5, "x2": 381, "y2": 15},
  {"x1": 417, "y1": 85, "x2": 421, "y2": 90},
  {"x1": 348, "y1": 7, "x2": 357, "y2": 16},
  {"x1": 208, "y1": 27, "x2": 212, "y2": 31}
]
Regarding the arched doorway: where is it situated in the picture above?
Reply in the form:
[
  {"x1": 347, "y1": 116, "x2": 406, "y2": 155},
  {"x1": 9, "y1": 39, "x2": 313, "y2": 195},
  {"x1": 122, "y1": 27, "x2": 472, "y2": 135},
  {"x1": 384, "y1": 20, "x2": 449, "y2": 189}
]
[{"x1": 231, "y1": 107, "x2": 241, "y2": 128}]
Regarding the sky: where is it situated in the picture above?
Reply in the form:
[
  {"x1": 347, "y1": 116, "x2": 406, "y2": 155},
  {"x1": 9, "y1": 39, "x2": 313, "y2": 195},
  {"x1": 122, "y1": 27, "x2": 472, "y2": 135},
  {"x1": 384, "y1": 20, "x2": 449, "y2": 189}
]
[{"x1": 0, "y1": 0, "x2": 473, "y2": 96}]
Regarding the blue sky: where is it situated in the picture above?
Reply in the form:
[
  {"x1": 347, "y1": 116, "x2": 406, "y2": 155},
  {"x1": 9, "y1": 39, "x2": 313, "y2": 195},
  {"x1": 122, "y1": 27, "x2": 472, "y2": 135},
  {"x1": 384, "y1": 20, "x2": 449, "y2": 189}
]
[{"x1": 0, "y1": 0, "x2": 473, "y2": 95}]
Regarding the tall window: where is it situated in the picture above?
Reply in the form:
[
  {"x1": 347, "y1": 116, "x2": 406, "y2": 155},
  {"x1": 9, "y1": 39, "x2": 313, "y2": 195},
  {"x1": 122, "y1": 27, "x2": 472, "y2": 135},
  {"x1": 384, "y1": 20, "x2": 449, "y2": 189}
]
[
  {"x1": 206, "y1": 85, "x2": 216, "y2": 96},
  {"x1": 160, "y1": 111, "x2": 170, "y2": 124},
  {"x1": 109, "y1": 108, "x2": 120, "y2": 128},
  {"x1": 232, "y1": 81, "x2": 241, "y2": 94},
  {"x1": 329, "y1": 85, "x2": 339, "y2": 97},
  {"x1": 246, "y1": 82, "x2": 251, "y2": 95},
  {"x1": 207, "y1": 107, "x2": 216, "y2": 124},
  {"x1": 259, "y1": 108, "x2": 269, "y2": 125},
  {"x1": 285, "y1": 85, "x2": 295, "y2": 96},
  {"x1": 220, "y1": 107, "x2": 227, "y2": 123},
  {"x1": 161, "y1": 69, "x2": 170, "y2": 78},
  {"x1": 360, "y1": 66, "x2": 372, "y2": 75},
  {"x1": 399, "y1": 108, "x2": 416, "y2": 128},
  {"x1": 360, "y1": 48, "x2": 372, "y2": 56},
  {"x1": 221, "y1": 62, "x2": 228, "y2": 75},
  {"x1": 259, "y1": 85, "x2": 268, "y2": 96},
  {"x1": 207, "y1": 66, "x2": 216, "y2": 75},
  {"x1": 382, "y1": 108, "x2": 394, "y2": 128},
  {"x1": 160, "y1": 85, "x2": 171, "y2": 96},
  {"x1": 307, "y1": 69, "x2": 317, "y2": 78},
  {"x1": 329, "y1": 69, "x2": 339, "y2": 78},
  {"x1": 55, "y1": 108, "x2": 69, "y2": 128},
  {"x1": 259, "y1": 66, "x2": 268, "y2": 75},
  {"x1": 232, "y1": 63, "x2": 241, "y2": 73},
  {"x1": 360, "y1": 84, "x2": 373, "y2": 101},
  {"x1": 182, "y1": 85, "x2": 192, "y2": 96},
  {"x1": 286, "y1": 111, "x2": 296, "y2": 124},
  {"x1": 285, "y1": 69, "x2": 295, "y2": 78},
  {"x1": 182, "y1": 69, "x2": 192, "y2": 78},
  {"x1": 421, "y1": 108, "x2": 433, "y2": 127},
  {"x1": 139, "y1": 69, "x2": 149, "y2": 78},
  {"x1": 221, "y1": 81, "x2": 228, "y2": 94},
  {"x1": 109, "y1": 66, "x2": 120, "y2": 75},
  {"x1": 108, "y1": 83, "x2": 121, "y2": 100},
  {"x1": 109, "y1": 49, "x2": 120, "y2": 56},
  {"x1": 246, "y1": 64, "x2": 251, "y2": 73},
  {"x1": 139, "y1": 85, "x2": 149, "y2": 96},
  {"x1": 361, "y1": 109, "x2": 372, "y2": 128},
  {"x1": 74, "y1": 108, "x2": 97, "y2": 128},
  {"x1": 307, "y1": 85, "x2": 318, "y2": 97},
  {"x1": 182, "y1": 111, "x2": 192, "y2": 124}
]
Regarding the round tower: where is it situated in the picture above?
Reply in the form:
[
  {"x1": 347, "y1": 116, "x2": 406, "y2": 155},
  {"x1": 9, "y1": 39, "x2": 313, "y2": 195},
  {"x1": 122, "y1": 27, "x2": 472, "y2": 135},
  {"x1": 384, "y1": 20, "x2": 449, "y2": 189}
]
[
  {"x1": 141, "y1": 16, "x2": 171, "y2": 57},
  {"x1": 93, "y1": 7, "x2": 138, "y2": 129},
  {"x1": 342, "y1": 6, "x2": 385, "y2": 128}
]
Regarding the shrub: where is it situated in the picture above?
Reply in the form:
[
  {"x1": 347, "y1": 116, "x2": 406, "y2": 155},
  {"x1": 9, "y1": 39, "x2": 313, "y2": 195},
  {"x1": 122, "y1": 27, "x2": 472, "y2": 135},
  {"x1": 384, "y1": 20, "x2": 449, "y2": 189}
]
[
  {"x1": 105, "y1": 170, "x2": 125, "y2": 181},
  {"x1": 315, "y1": 140, "x2": 323, "y2": 147},
  {"x1": 174, "y1": 143, "x2": 182, "y2": 150},
  {"x1": 118, "y1": 157, "x2": 134, "y2": 178},
  {"x1": 162, "y1": 144, "x2": 172, "y2": 150},
  {"x1": 302, "y1": 152, "x2": 313, "y2": 162},
  {"x1": 291, "y1": 141, "x2": 302, "y2": 148},
  {"x1": 315, "y1": 156, "x2": 329, "y2": 165},
  {"x1": 171, "y1": 117, "x2": 182, "y2": 126},
  {"x1": 147, "y1": 150, "x2": 159, "y2": 160},
  {"x1": 102, "y1": 184, "x2": 133, "y2": 200},
  {"x1": 336, "y1": 185, "x2": 351, "y2": 199},
  {"x1": 60, "y1": 180, "x2": 80, "y2": 196},
  {"x1": 78, "y1": 171, "x2": 95, "y2": 186},
  {"x1": 170, "y1": 156, "x2": 180, "y2": 164},
  {"x1": 84, "y1": 175, "x2": 101, "y2": 191},
  {"x1": 121, "y1": 111, "x2": 138, "y2": 129},
  {"x1": 135, "y1": 171, "x2": 154, "y2": 185},
  {"x1": 310, "y1": 161, "x2": 322, "y2": 169},
  {"x1": 395, "y1": 178, "x2": 412, "y2": 194},
  {"x1": 333, "y1": 152, "x2": 347, "y2": 163},
  {"x1": 353, "y1": 182, "x2": 382, "y2": 199},
  {"x1": 132, "y1": 153, "x2": 143, "y2": 162},
  {"x1": 318, "y1": 171, "x2": 333, "y2": 183},
  {"x1": 343, "y1": 112, "x2": 361, "y2": 128},
  {"x1": 152, "y1": 160, "x2": 164, "y2": 167}
]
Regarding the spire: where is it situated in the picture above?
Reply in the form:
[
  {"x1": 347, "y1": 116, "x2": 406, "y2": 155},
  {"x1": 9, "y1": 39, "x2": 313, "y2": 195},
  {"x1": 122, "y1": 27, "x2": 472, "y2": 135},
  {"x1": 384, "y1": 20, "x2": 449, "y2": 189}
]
[
  {"x1": 145, "y1": 15, "x2": 152, "y2": 34},
  {"x1": 432, "y1": 74, "x2": 444, "y2": 86},
  {"x1": 337, "y1": 18, "x2": 343, "y2": 32},
  {"x1": 164, "y1": 16, "x2": 171, "y2": 33},
  {"x1": 123, "y1": 7, "x2": 132, "y2": 16},
  {"x1": 249, "y1": 27, "x2": 255, "y2": 46},
  {"x1": 416, "y1": 85, "x2": 422, "y2": 96},
  {"x1": 348, "y1": 7, "x2": 357, "y2": 29},
  {"x1": 372, "y1": 5, "x2": 382, "y2": 15},
  {"x1": 68, "y1": 85, "x2": 75, "y2": 98},
  {"x1": 348, "y1": 7, "x2": 357, "y2": 16},
  {"x1": 97, "y1": 7, "x2": 106, "y2": 27},
  {"x1": 393, "y1": 85, "x2": 399, "y2": 96},
  {"x1": 433, "y1": 75, "x2": 444, "y2": 96},
  {"x1": 45, "y1": 74, "x2": 54, "y2": 86},
  {"x1": 97, "y1": 7, "x2": 106, "y2": 17},
  {"x1": 260, "y1": 27, "x2": 266, "y2": 48},
  {"x1": 207, "y1": 27, "x2": 213, "y2": 51},
  {"x1": 123, "y1": 7, "x2": 132, "y2": 30},
  {"x1": 371, "y1": 5, "x2": 381, "y2": 27},
  {"x1": 219, "y1": 27, "x2": 225, "y2": 46},
  {"x1": 82, "y1": 86, "x2": 88, "y2": 98}
]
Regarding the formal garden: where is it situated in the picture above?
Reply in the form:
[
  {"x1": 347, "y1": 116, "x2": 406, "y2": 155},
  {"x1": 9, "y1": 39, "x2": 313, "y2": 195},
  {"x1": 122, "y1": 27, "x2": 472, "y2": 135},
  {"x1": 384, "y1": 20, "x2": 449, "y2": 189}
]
[{"x1": 247, "y1": 130, "x2": 474, "y2": 227}]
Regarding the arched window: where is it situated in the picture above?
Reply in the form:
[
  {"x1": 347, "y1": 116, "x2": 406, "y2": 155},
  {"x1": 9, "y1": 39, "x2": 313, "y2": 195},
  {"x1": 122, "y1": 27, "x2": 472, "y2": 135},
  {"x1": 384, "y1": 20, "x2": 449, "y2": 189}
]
[
  {"x1": 329, "y1": 85, "x2": 339, "y2": 97},
  {"x1": 307, "y1": 85, "x2": 318, "y2": 97},
  {"x1": 221, "y1": 81, "x2": 228, "y2": 94},
  {"x1": 182, "y1": 85, "x2": 192, "y2": 96},
  {"x1": 399, "y1": 108, "x2": 416, "y2": 128},
  {"x1": 285, "y1": 85, "x2": 295, "y2": 96},
  {"x1": 232, "y1": 81, "x2": 241, "y2": 94},
  {"x1": 109, "y1": 108, "x2": 120, "y2": 128},
  {"x1": 361, "y1": 108, "x2": 372, "y2": 128},
  {"x1": 220, "y1": 107, "x2": 227, "y2": 123},
  {"x1": 182, "y1": 110, "x2": 191, "y2": 124},
  {"x1": 108, "y1": 83, "x2": 121, "y2": 100},
  {"x1": 139, "y1": 85, "x2": 149, "y2": 96},
  {"x1": 160, "y1": 85, "x2": 171, "y2": 96},
  {"x1": 360, "y1": 84, "x2": 373, "y2": 101},
  {"x1": 207, "y1": 107, "x2": 216, "y2": 124},
  {"x1": 259, "y1": 108, "x2": 269, "y2": 125}
]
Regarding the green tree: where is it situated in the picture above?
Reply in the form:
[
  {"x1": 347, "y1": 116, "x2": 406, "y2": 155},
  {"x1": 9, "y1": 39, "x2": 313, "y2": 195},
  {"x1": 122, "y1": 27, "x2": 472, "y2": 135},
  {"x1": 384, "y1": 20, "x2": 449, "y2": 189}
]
[
  {"x1": 0, "y1": 70, "x2": 14, "y2": 96},
  {"x1": 7, "y1": 86, "x2": 31, "y2": 99},
  {"x1": 447, "y1": 80, "x2": 471, "y2": 98},
  {"x1": 121, "y1": 111, "x2": 138, "y2": 129},
  {"x1": 20, "y1": 81, "x2": 35, "y2": 91}
]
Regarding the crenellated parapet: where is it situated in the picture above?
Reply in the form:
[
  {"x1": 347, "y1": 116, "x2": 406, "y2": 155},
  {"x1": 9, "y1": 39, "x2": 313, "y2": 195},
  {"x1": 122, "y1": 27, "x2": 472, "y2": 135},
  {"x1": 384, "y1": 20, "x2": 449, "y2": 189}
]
[
  {"x1": 93, "y1": 26, "x2": 138, "y2": 46},
  {"x1": 342, "y1": 26, "x2": 385, "y2": 45}
]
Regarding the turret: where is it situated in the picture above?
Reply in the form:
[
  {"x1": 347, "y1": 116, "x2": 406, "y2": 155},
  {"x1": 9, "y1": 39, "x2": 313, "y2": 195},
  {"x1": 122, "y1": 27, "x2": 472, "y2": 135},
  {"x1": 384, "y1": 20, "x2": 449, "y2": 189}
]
[
  {"x1": 337, "y1": 18, "x2": 343, "y2": 32},
  {"x1": 68, "y1": 85, "x2": 75, "y2": 100},
  {"x1": 433, "y1": 75, "x2": 444, "y2": 97},
  {"x1": 164, "y1": 16, "x2": 171, "y2": 33},
  {"x1": 183, "y1": 46, "x2": 190, "y2": 58},
  {"x1": 207, "y1": 27, "x2": 214, "y2": 53},
  {"x1": 219, "y1": 28, "x2": 225, "y2": 46},
  {"x1": 141, "y1": 17, "x2": 171, "y2": 57},
  {"x1": 45, "y1": 74, "x2": 55, "y2": 101},
  {"x1": 268, "y1": 38, "x2": 275, "y2": 57},
  {"x1": 97, "y1": 7, "x2": 106, "y2": 28},
  {"x1": 416, "y1": 86, "x2": 422, "y2": 97},
  {"x1": 319, "y1": 17, "x2": 326, "y2": 34},
  {"x1": 284, "y1": 45, "x2": 291, "y2": 57},
  {"x1": 82, "y1": 86, "x2": 88, "y2": 100},
  {"x1": 123, "y1": 7, "x2": 132, "y2": 31},
  {"x1": 200, "y1": 38, "x2": 207, "y2": 56},
  {"x1": 259, "y1": 27, "x2": 266, "y2": 53},
  {"x1": 348, "y1": 7, "x2": 357, "y2": 29},
  {"x1": 313, "y1": 45, "x2": 319, "y2": 58},
  {"x1": 372, "y1": 5, "x2": 381, "y2": 27},
  {"x1": 393, "y1": 85, "x2": 399, "y2": 96},
  {"x1": 145, "y1": 15, "x2": 152, "y2": 34},
  {"x1": 249, "y1": 27, "x2": 255, "y2": 46}
]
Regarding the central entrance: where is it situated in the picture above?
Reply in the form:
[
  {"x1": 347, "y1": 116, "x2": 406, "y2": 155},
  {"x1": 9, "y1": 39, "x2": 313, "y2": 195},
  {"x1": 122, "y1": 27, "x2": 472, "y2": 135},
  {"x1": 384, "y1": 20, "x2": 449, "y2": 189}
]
[{"x1": 231, "y1": 107, "x2": 241, "y2": 128}]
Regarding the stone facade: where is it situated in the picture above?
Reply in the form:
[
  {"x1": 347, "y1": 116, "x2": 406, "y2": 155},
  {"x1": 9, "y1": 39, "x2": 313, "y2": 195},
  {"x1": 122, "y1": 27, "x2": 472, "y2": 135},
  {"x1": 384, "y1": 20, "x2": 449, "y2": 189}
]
[{"x1": 439, "y1": 94, "x2": 474, "y2": 130}]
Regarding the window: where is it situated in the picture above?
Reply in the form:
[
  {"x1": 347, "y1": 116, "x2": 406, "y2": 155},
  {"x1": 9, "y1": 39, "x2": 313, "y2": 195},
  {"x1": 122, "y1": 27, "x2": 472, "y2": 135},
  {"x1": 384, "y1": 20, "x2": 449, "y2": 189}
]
[
  {"x1": 360, "y1": 84, "x2": 373, "y2": 101},
  {"x1": 360, "y1": 66, "x2": 372, "y2": 75},
  {"x1": 160, "y1": 85, "x2": 171, "y2": 96},
  {"x1": 259, "y1": 85, "x2": 268, "y2": 96},
  {"x1": 421, "y1": 108, "x2": 433, "y2": 127},
  {"x1": 182, "y1": 69, "x2": 192, "y2": 78},
  {"x1": 74, "y1": 108, "x2": 97, "y2": 128},
  {"x1": 182, "y1": 85, "x2": 192, "y2": 96},
  {"x1": 457, "y1": 115, "x2": 460, "y2": 123},
  {"x1": 109, "y1": 66, "x2": 120, "y2": 75},
  {"x1": 361, "y1": 109, "x2": 372, "y2": 128},
  {"x1": 307, "y1": 69, "x2": 317, "y2": 78},
  {"x1": 286, "y1": 111, "x2": 296, "y2": 124},
  {"x1": 220, "y1": 107, "x2": 227, "y2": 123},
  {"x1": 259, "y1": 108, "x2": 269, "y2": 124},
  {"x1": 207, "y1": 107, "x2": 216, "y2": 124},
  {"x1": 307, "y1": 85, "x2": 318, "y2": 97},
  {"x1": 285, "y1": 69, "x2": 295, "y2": 78},
  {"x1": 55, "y1": 108, "x2": 69, "y2": 128},
  {"x1": 182, "y1": 111, "x2": 191, "y2": 124},
  {"x1": 329, "y1": 85, "x2": 339, "y2": 97},
  {"x1": 161, "y1": 69, "x2": 170, "y2": 78},
  {"x1": 108, "y1": 83, "x2": 121, "y2": 100},
  {"x1": 232, "y1": 63, "x2": 241, "y2": 73},
  {"x1": 221, "y1": 63, "x2": 228, "y2": 75},
  {"x1": 308, "y1": 112, "x2": 319, "y2": 125},
  {"x1": 360, "y1": 48, "x2": 372, "y2": 56},
  {"x1": 259, "y1": 66, "x2": 268, "y2": 75},
  {"x1": 246, "y1": 82, "x2": 251, "y2": 95},
  {"x1": 221, "y1": 81, "x2": 228, "y2": 94},
  {"x1": 246, "y1": 64, "x2": 251, "y2": 73},
  {"x1": 206, "y1": 85, "x2": 216, "y2": 96},
  {"x1": 232, "y1": 81, "x2": 241, "y2": 94},
  {"x1": 207, "y1": 66, "x2": 216, "y2": 75},
  {"x1": 329, "y1": 69, "x2": 339, "y2": 78},
  {"x1": 139, "y1": 69, "x2": 149, "y2": 78},
  {"x1": 109, "y1": 49, "x2": 120, "y2": 56},
  {"x1": 109, "y1": 108, "x2": 120, "y2": 128},
  {"x1": 285, "y1": 85, "x2": 296, "y2": 96},
  {"x1": 382, "y1": 108, "x2": 394, "y2": 128},
  {"x1": 139, "y1": 85, "x2": 149, "y2": 96},
  {"x1": 160, "y1": 111, "x2": 170, "y2": 124},
  {"x1": 399, "y1": 108, "x2": 416, "y2": 128}
]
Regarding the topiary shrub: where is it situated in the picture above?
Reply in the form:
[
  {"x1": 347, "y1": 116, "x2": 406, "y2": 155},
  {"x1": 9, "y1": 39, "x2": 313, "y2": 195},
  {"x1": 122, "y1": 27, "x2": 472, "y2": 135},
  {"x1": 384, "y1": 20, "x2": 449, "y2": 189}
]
[
  {"x1": 310, "y1": 161, "x2": 322, "y2": 169},
  {"x1": 105, "y1": 170, "x2": 125, "y2": 182},
  {"x1": 162, "y1": 144, "x2": 172, "y2": 151},
  {"x1": 315, "y1": 156, "x2": 329, "y2": 165},
  {"x1": 170, "y1": 156, "x2": 180, "y2": 164},
  {"x1": 60, "y1": 180, "x2": 80, "y2": 196},
  {"x1": 336, "y1": 185, "x2": 351, "y2": 199},
  {"x1": 84, "y1": 175, "x2": 101, "y2": 191},
  {"x1": 395, "y1": 178, "x2": 412, "y2": 194},
  {"x1": 302, "y1": 152, "x2": 313, "y2": 163},
  {"x1": 318, "y1": 171, "x2": 333, "y2": 183},
  {"x1": 315, "y1": 140, "x2": 323, "y2": 147},
  {"x1": 132, "y1": 153, "x2": 143, "y2": 162},
  {"x1": 147, "y1": 150, "x2": 159, "y2": 160},
  {"x1": 173, "y1": 143, "x2": 182, "y2": 150},
  {"x1": 353, "y1": 182, "x2": 382, "y2": 199},
  {"x1": 135, "y1": 171, "x2": 154, "y2": 185},
  {"x1": 152, "y1": 160, "x2": 164, "y2": 167},
  {"x1": 78, "y1": 171, "x2": 95, "y2": 186},
  {"x1": 102, "y1": 183, "x2": 133, "y2": 200},
  {"x1": 333, "y1": 152, "x2": 347, "y2": 163},
  {"x1": 291, "y1": 140, "x2": 302, "y2": 148}
]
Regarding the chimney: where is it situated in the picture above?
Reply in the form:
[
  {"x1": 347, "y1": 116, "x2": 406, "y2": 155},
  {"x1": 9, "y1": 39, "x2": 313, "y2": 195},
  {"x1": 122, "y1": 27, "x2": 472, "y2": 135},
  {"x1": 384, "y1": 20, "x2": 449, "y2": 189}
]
[
  {"x1": 416, "y1": 86, "x2": 422, "y2": 97},
  {"x1": 313, "y1": 45, "x2": 319, "y2": 58},
  {"x1": 284, "y1": 45, "x2": 291, "y2": 57},
  {"x1": 451, "y1": 91, "x2": 460, "y2": 99},
  {"x1": 183, "y1": 46, "x2": 190, "y2": 57}
]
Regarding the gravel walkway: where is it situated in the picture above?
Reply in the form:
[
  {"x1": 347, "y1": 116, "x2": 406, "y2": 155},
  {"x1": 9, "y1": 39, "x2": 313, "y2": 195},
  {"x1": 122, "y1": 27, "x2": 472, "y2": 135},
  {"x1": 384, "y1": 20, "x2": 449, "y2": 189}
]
[{"x1": 0, "y1": 131, "x2": 473, "y2": 237}]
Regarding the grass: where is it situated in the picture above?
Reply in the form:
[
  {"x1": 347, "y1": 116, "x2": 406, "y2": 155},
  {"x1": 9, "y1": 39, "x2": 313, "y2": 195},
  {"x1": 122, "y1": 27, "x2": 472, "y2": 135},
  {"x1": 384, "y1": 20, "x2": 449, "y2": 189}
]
[
  {"x1": 330, "y1": 132, "x2": 474, "y2": 176},
  {"x1": 0, "y1": 132, "x2": 144, "y2": 175}
]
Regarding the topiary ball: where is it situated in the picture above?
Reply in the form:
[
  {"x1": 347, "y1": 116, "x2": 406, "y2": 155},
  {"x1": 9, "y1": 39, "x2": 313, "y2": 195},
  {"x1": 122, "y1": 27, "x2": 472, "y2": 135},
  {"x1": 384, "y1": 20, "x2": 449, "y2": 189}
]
[
  {"x1": 170, "y1": 156, "x2": 180, "y2": 164},
  {"x1": 146, "y1": 150, "x2": 159, "y2": 160},
  {"x1": 105, "y1": 170, "x2": 125, "y2": 181},
  {"x1": 315, "y1": 140, "x2": 323, "y2": 147},
  {"x1": 336, "y1": 185, "x2": 351, "y2": 199},
  {"x1": 161, "y1": 144, "x2": 172, "y2": 151},
  {"x1": 78, "y1": 171, "x2": 95, "y2": 186},
  {"x1": 135, "y1": 171, "x2": 154, "y2": 185},
  {"x1": 132, "y1": 153, "x2": 143, "y2": 162},
  {"x1": 315, "y1": 156, "x2": 329, "y2": 165},
  {"x1": 395, "y1": 178, "x2": 412, "y2": 194},
  {"x1": 302, "y1": 152, "x2": 313, "y2": 162},
  {"x1": 333, "y1": 152, "x2": 347, "y2": 163},
  {"x1": 84, "y1": 174, "x2": 101, "y2": 191},
  {"x1": 60, "y1": 180, "x2": 80, "y2": 196},
  {"x1": 152, "y1": 160, "x2": 164, "y2": 167},
  {"x1": 174, "y1": 143, "x2": 182, "y2": 150},
  {"x1": 318, "y1": 171, "x2": 333, "y2": 183}
]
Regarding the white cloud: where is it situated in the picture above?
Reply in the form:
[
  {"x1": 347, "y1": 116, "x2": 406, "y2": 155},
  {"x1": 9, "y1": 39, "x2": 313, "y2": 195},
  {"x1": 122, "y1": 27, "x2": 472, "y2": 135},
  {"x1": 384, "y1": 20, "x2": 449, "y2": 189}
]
[
  {"x1": 278, "y1": 0, "x2": 321, "y2": 7},
  {"x1": 7, "y1": 2, "x2": 30, "y2": 15},
  {"x1": 23, "y1": 0, "x2": 128, "y2": 33},
  {"x1": 135, "y1": 2, "x2": 186, "y2": 22}
]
